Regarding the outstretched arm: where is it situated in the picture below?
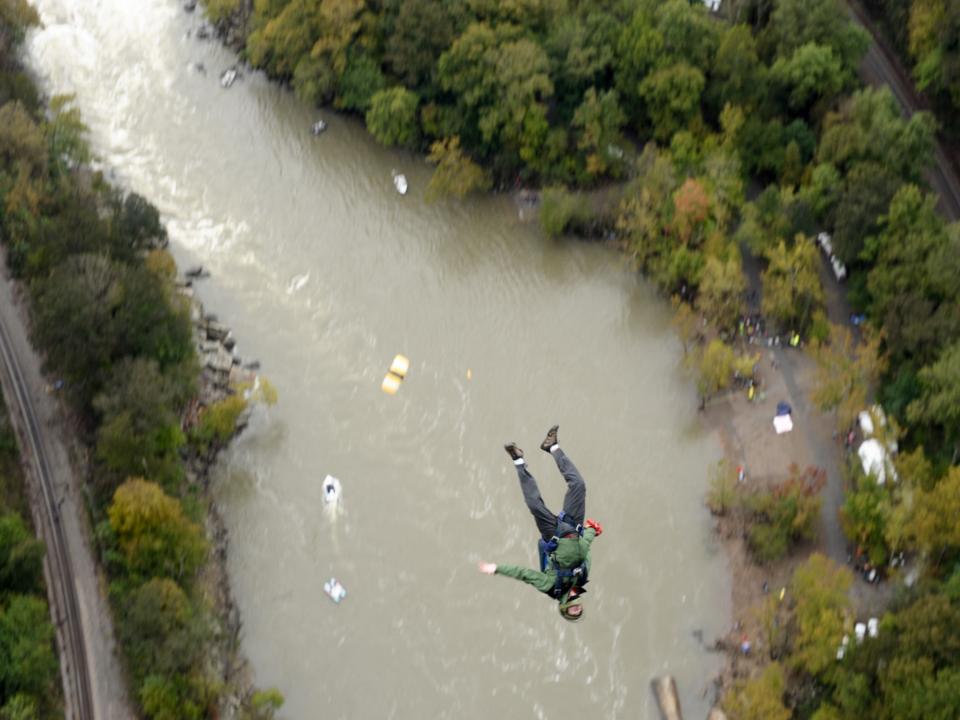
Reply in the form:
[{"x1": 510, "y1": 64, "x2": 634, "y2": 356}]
[{"x1": 479, "y1": 562, "x2": 555, "y2": 593}]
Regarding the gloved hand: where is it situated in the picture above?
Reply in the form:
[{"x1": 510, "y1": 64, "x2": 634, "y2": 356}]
[{"x1": 584, "y1": 519, "x2": 603, "y2": 536}]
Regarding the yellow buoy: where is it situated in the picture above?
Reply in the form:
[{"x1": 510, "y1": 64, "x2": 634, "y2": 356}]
[
  {"x1": 389, "y1": 354, "x2": 409, "y2": 379},
  {"x1": 381, "y1": 372, "x2": 402, "y2": 395},
  {"x1": 466, "y1": 368, "x2": 472, "y2": 380}
]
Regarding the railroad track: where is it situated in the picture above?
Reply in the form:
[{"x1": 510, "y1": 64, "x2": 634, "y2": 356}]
[{"x1": 0, "y1": 314, "x2": 94, "y2": 720}]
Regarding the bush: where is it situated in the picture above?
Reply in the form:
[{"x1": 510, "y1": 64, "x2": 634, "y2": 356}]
[
  {"x1": 191, "y1": 394, "x2": 248, "y2": 451},
  {"x1": 744, "y1": 465, "x2": 825, "y2": 563},
  {"x1": 540, "y1": 187, "x2": 591, "y2": 237},
  {"x1": 707, "y1": 459, "x2": 739, "y2": 515}
]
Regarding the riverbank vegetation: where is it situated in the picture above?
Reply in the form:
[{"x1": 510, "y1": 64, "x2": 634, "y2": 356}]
[
  {"x1": 0, "y1": 394, "x2": 62, "y2": 719},
  {"x1": 0, "y1": 5, "x2": 279, "y2": 718}
]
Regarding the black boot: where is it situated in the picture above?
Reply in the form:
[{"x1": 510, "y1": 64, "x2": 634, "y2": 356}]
[
  {"x1": 540, "y1": 425, "x2": 559, "y2": 453},
  {"x1": 504, "y1": 443, "x2": 524, "y2": 461}
]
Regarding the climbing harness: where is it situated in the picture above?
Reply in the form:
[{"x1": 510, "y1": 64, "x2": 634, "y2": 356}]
[{"x1": 537, "y1": 511, "x2": 589, "y2": 599}]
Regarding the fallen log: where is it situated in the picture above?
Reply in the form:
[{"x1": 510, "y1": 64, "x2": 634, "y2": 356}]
[{"x1": 651, "y1": 675, "x2": 683, "y2": 720}]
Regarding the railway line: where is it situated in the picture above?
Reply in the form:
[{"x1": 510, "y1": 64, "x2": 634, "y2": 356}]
[{"x1": 0, "y1": 314, "x2": 94, "y2": 720}]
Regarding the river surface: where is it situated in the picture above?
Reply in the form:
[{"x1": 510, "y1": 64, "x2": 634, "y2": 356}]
[{"x1": 25, "y1": 2, "x2": 730, "y2": 717}]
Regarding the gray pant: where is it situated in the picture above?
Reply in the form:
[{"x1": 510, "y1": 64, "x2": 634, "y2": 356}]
[{"x1": 515, "y1": 449, "x2": 586, "y2": 541}]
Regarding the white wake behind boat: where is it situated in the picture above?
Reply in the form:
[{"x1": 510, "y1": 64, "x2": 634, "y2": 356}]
[
  {"x1": 392, "y1": 171, "x2": 408, "y2": 195},
  {"x1": 322, "y1": 474, "x2": 341, "y2": 505}
]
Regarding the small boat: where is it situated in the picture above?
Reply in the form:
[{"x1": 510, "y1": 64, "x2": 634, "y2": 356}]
[
  {"x1": 322, "y1": 474, "x2": 341, "y2": 505},
  {"x1": 323, "y1": 577, "x2": 347, "y2": 603},
  {"x1": 220, "y1": 67, "x2": 237, "y2": 88},
  {"x1": 392, "y1": 170, "x2": 408, "y2": 195},
  {"x1": 311, "y1": 119, "x2": 327, "y2": 135}
]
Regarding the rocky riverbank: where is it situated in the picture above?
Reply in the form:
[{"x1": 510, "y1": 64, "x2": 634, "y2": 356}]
[{"x1": 175, "y1": 268, "x2": 265, "y2": 718}]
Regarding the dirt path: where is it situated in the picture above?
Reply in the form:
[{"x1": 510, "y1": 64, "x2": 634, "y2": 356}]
[{"x1": 0, "y1": 269, "x2": 134, "y2": 719}]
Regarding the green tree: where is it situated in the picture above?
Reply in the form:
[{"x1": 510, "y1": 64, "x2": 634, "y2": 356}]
[
  {"x1": 841, "y1": 477, "x2": 892, "y2": 566},
  {"x1": 764, "y1": 0, "x2": 869, "y2": 76},
  {"x1": 761, "y1": 237, "x2": 824, "y2": 333},
  {"x1": 0, "y1": 514, "x2": 43, "y2": 596},
  {"x1": 864, "y1": 184, "x2": 960, "y2": 366},
  {"x1": 0, "y1": 693, "x2": 39, "y2": 720},
  {"x1": 30, "y1": 254, "x2": 123, "y2": 408},
  {"x1": 638, "y1": 62, "x2": 704, "y2": 142},
  {"x1": 909, "y1": 0, "x2": 960, "y2": 110},
  {"x1": 572, "y1": 87, "x2": 626, "y2": 179},
  {"x1": 382, "y1": 0, "x2": 458, "y2": 89},
  {"x1": 107, "y1": 191, "x2": 168, "y2": 261},
  {"x1": 336, "y1": 51, "x2": 385, "y2": 112},
  {"x1": 696, "y1": 339, "x2": 735, "y2": 406},
  {"x1": 817, "y1": 88, "x2": 935, "y2": 184},
  {"x1": 789, "y1": 553, "x2": 852, "y2": 677},
  {"x1": 117, "y1": 578, "x2": 207, "y2": 684},
  {"x1": 107, "y1": 479, "x2": 206, "y2": 582},
  {"x1": 366, "y1": 87, "x2": 419, "y2": 148},
  {"x1": 830, "y1": 162, "x2": 902, "y2": 265},
  {"x1": 771, "y1": 42, "x2": 845, "y2": 112},
  {"x1": 93, "y1": 358, "x2": 190, "y2": 491},
  {"x1": 0, "y1": 513, "x2": 44, "y2": 598},
  {"x1": 0, "y1": 595, "x2": 57, "y2": 701},
  {"x1": 708, "y1": 24, "x2": 764, "y2": 112},
  {"x1": 707, "y1": 458, "x2": 739, "y2": 516},
  {"x1": 697, "y1": 253, "x2": 746, "y2": 333},
  {"x1": 908, "y1": 341, "x2": 960, "y2": 461},
  {"x1": 723, "y1": 662, "x2": 791, "y2": 720}
]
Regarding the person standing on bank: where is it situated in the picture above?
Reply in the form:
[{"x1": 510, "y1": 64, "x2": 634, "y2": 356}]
[{"x1": 478, "y1": 425, "x2": 603, "y2": 622}]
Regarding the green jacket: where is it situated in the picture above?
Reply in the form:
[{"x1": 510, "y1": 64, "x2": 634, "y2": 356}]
[{"x1": 495, "y1": 527, "x2": 597, "y2": 596}]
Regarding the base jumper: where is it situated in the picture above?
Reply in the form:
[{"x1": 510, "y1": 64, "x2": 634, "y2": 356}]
[{"x1": 479, "y1": 425, "x2": 602, "y2": 622}]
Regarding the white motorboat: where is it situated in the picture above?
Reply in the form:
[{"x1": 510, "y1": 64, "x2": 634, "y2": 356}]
[
  {"x1": 322, "y1": 474, "x2": 341, "y2": 505},
  {"x1": 219, "y1": 67, "x2": 237, "y2": 88},
  {"x1": 392, "y1": 170, "x2": 408, "y2": 195}
]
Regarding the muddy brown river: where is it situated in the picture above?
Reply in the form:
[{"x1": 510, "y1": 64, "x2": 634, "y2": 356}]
[{"x1": 26, "y1": 1, "x2": 730, "y2": 717}]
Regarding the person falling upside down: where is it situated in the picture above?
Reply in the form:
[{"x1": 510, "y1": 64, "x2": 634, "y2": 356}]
[{"x1": 479, "y1": 425, "x2": 603, "y2": 622}]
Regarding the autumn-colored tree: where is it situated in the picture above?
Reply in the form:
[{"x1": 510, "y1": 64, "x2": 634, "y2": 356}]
[
  {"x1": 906, "y1": 466, "x2": 960, "y2": 569},
  {"x1": 697, "y1": 253, "x2": 746, "y2": 332},
  {"x1": 812, "y1": 323, "x2": 887, "y2": 429},
  {"x1": 696, "y1": 338, "x2": 735, "y2": 406},
  {"x1": 669, "y1": 295, "x2": 699, "y2": 358},
  {"x1": 672, "y1": 177, "x2": 711, "y2": 245},
  {"x1": 425, "y1": 136, "x2": 491, "y2": 200},
  {"x1": 107, "y1": 479, "x2": 206, "y2": 583},
  {"x1": 761, "y1": 236, "x2": 824, "y2": 334},
  {"x1": 723, "y1": 662, "x2": 791, "y2": 720},
  {"x1": 789, "y1": 553, "x2": 853, "y2": 677}
]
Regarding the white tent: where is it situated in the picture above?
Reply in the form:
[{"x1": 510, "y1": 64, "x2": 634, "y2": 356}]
[{"x1": 858, "y1": 439, "x2": 898, "y2": 485}]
